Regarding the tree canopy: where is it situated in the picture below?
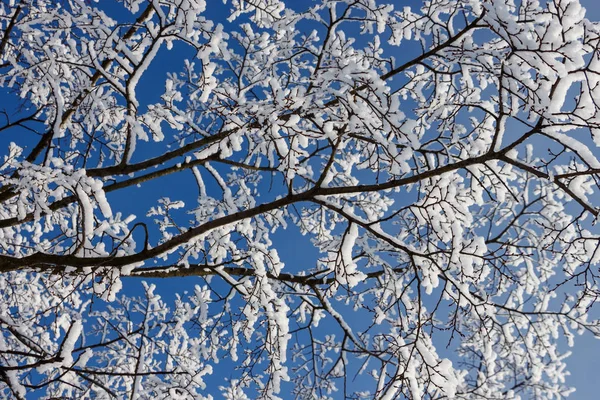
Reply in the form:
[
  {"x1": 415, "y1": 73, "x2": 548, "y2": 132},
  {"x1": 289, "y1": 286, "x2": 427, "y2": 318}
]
[{"x1": 0, "y1": 0, "x2": 599, "y2": 398}]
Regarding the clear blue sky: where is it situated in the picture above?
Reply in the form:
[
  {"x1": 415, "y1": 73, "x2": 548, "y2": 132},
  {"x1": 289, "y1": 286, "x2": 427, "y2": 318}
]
[
  {"x1": 2, "y1": 0, "x2": 599, "y2": 397},
  {"x1": 559, "y1": 2, "x2": 600, "y2": 397},
  {"x1": 103, "y1": 0, "x2": 600, "y2": 397}
]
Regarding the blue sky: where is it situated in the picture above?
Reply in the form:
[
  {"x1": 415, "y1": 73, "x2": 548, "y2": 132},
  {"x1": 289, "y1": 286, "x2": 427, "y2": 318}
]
[
  {"x1": 122, "y1": 0, "x2": 600, "y2": 397},
  {"x1": 554, "y1": 3, "x2": 599, "y2": 398},
  {"x1": 2, "y1": 0, "x2": 600, "y2": 398},
  {"x1": 67, "y1": 0, "x2": 600, "y2": 398}
]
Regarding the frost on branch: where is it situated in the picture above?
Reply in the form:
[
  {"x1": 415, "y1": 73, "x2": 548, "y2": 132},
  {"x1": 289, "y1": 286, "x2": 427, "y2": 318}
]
[{"x1": 1, "y1": 0, "x2": 600, "y2": 398}]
